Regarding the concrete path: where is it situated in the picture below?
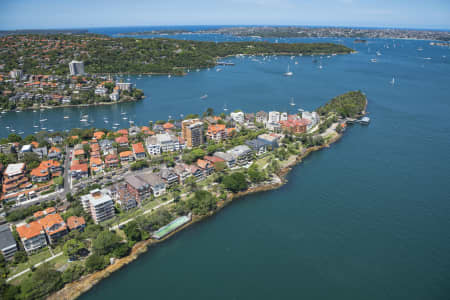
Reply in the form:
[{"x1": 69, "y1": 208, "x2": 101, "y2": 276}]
[{"x1": 6, "y1": 252, "x2": 63, "y2": 282}]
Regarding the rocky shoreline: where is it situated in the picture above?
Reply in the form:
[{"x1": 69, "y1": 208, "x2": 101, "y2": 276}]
[{"x1": 46, "y1": 129, "x2": 344, "y2": 300}]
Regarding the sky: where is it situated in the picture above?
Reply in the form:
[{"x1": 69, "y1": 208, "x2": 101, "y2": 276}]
[{"x1": 0, "y1": 0, "x2": 450, "y2": 30}]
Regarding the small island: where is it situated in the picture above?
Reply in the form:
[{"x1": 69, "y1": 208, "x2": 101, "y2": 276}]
[{"x1": 0, "y1": 90, "x2": 367, "y2": 299}]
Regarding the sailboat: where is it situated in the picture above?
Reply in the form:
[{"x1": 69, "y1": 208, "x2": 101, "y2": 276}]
[
  {"x1": 284, "y1": 64, "x2": 293, "y2": 76},
  {"x1": 290, "y1": 97, "x2": 296, "y2": 106},
  {"x1": 223, "y1": 104, "x2": 228, "y2": 112},
  {"x1": 391, "y1": 77, "x2": 395, "y2": 85},
  {"x1": 200, "y1": 94, "x2": 208, "y2": 100}
]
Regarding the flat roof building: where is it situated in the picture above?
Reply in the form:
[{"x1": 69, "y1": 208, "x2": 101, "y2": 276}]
[{"x1": 0, "y1": 224, "x2": 17, "y2": 260}]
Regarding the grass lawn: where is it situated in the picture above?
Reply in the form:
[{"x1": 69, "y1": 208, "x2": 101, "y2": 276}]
[{"x1": 8, "y1": 248, "x2": 52, "y2": 276}]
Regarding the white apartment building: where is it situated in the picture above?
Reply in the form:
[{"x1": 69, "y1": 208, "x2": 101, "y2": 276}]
[
  {"x1": 268, "y1": 111, "x2": 280, "y2": 123},
  {"x1": 230, "y1": 111, "x2": 245, "y2": 123},
  {"x1": 81, "y1": 189, "x2": 115, "y2": 224},
  {"x1": 69, "y1": 60, "x2": 85, "y2": 76},
  {"x1": 145, "y1": 133, "x2": 180, "y2": 155}
]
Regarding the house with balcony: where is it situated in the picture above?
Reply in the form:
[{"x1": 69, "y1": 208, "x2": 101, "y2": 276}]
[{"x1": 16, "y1": 221, "x2": 47, "y2": 254}]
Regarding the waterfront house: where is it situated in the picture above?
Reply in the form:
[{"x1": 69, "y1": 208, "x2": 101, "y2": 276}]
[
  {"x1": 129, "y1": 126, "x2": 141, "y2": 137},
  {"x1": 256, "y1": 111, "x2": 268, "y2": 123},
  {"x1": 117, "y1": 129, "x2": 128, "y2": 136},
  {"x1": 245, "y1": 139, "x2": 268, "y2": 156},
  {"x1": 227, "y1": 145, "x2": 253, "y2": 166},
  {"x1": 213, "y1": 152, "x2": 236, "y2": 168},
  {"x1": 257, "y1": 133, "x2": 281, "y2": 149},
  {"x1": 93, "y1": 131, "x2": 105, "y2": 140},
  {"x1": 0, "y1": 224, "x2": 18, "y2": 260},
  {"x1": 16, "y1": 221, "x2": 47, "y2": 254},
  {"x1": 230, "y1": 111, "x2": 245, "y2": 123},
  {"x1": 163, "y1": 122, "x2": 175, "y2": 131},
  {"x1": 280, "y1": 119, "x2": 310, "y2": 134}
]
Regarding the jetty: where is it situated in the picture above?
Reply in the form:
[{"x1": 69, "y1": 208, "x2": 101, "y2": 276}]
[{"x1": 346, "y1": 116, "x2": 370, "y2": 125}]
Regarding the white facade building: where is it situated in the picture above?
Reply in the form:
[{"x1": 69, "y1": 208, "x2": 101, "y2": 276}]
[
  {"x1": 230, "y1": 111, "x2": 245, "y2": 123},
  {"x1": 69, "y1": 60, "x2": 85, "y2": 76},
  {"x1": 145, "y1": 133, "x2": 180, "y2": 155},
  {"x1": 80, "y1": 189, "x2": 115, "y2": 224},
  {"x1": 301, "y1": 111, "x2": 320, "y2": 130},
  {"x1": 268, "y1": 111, "x2": 280, "y2": 123}
]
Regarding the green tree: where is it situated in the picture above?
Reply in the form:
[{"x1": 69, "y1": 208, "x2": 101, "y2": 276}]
[
  {"x1": 85, "y1": 254, "x2": 107, "y2": 273},
  {"x1": 222, "y1": 172, "x2": 248, "y2": 193},
  {"x1": 92, "y1": 231, "x2": 121, "y2": 256},
  {"x1": 248, "y1": 164, "x2": 265, "y2": 183},
  {"x1": 62, "y1": 264, "x2": 85, "y2": 284},
  {"x1": 19, "y1": 263, "x2": 63, "y2": 299},
  {"x1": 63, "y1": 239, "x2": 85, "y2": 259}
]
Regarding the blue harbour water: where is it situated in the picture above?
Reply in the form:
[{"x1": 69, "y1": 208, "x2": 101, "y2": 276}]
[{"x1": 7, "y1": 27, "x2": 450, "y2": 299}]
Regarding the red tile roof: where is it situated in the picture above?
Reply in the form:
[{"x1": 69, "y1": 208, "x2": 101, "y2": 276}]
[
  {"x1": 17, "y1": 221, "x2": 44, "y2": 240},
  {"x1": 67, "y1": 216, "x2": 85, "y2": 230},
  {"x1": 132, "y1": 142, "x2": 145, "y2": 154},
  {"x1": 115, "y1": 136, "x2": 129, "y2": 144}
]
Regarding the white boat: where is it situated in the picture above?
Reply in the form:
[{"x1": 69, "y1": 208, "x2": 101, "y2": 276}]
[
  {"x1": 80, "y1": 118, "x2": 88, "y2": 122},
  {"x1": 40, "y1": 118, "x2": 47, "y2": 122},
  {"x1": 391, "y1": 77, "x2": 395, "y2": 85},
  {"x1": 121, "y1": 112, "x2": 127, "y2": 115},
  {"x1": 319, "y1": 64, "x2": 323, "y2": 69},
  {"x1": 33, "y1": 125, "x2": 39, "y2": 128},
  {"x1": 294, "y1": 61, "x2": 298, "y2": 65},
  {"x1": 216, "y1": 68, "x2": 222, "y2": 72},
  {"x1": 376, "y1": 51, "x2": 382, "y2": 56},
  {"x1": 284, "y1": 64, "x2": 293, "y2": 76},
  {"x1": 122, "y1": 117, "x2": 128, "y2": 120},
  {"x1": 168, "y1": 74, "x2": 172, "y2": 78},
  {"x1": 33, "y1": 110, "x2": 37, "y2": 113},
  {"x1": 417, "y1": 47, "x2": 423, "y2": 51},
  {"x1": 371, "y1": 59, "x2": 377, "y2": 63},
  {"x1": 1, "y1": 111, "x2": 6, "y2": 114},
  {"x1": 104, "y1": 120, "x2": 109, "y2": 123},
  {"x1": 114, "y1": 123, "x2": 120, "y2": 126},
  {"x1": 290, "y1": 97, "x2": 296, "y2": 106},
  {"x1": 200, "y1": 94, "x2": 208, "y2": 100},
  {"x1": 64, "y1": 116, "x2": 69, "y2": 119}
]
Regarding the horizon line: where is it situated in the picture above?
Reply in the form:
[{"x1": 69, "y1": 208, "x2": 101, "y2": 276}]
[{"x1": 1, "y1": 24, "x2": 450, "y2": 32}]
